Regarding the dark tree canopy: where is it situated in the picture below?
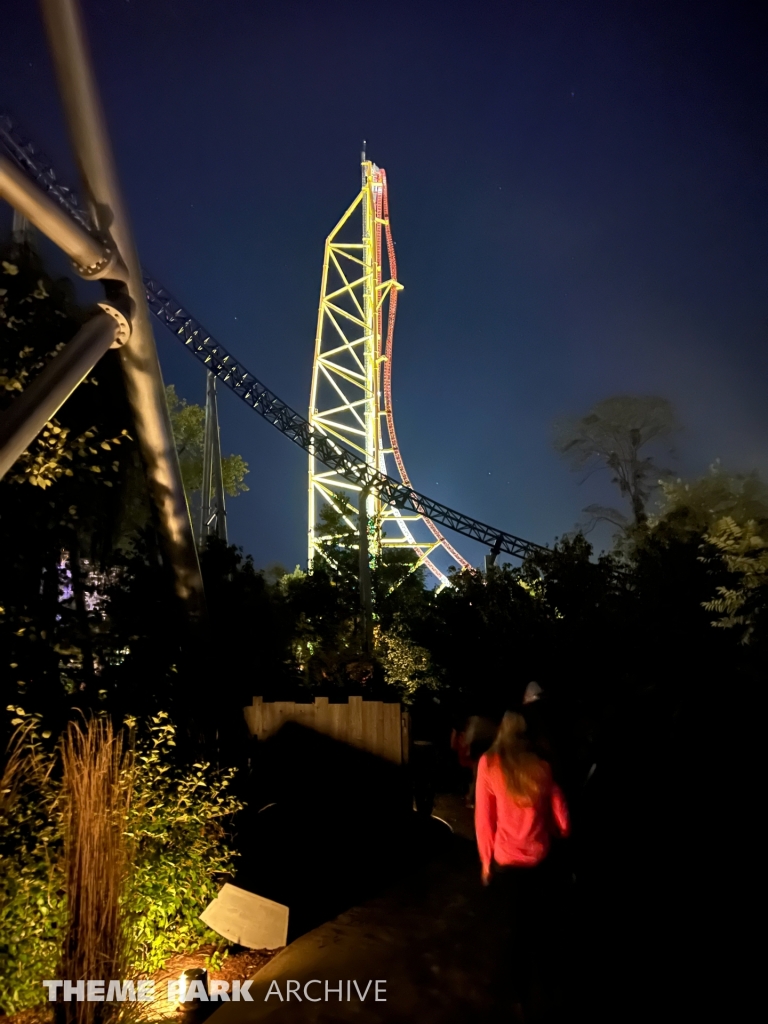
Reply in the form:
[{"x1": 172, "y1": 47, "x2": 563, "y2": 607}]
[{"x1": 554, "y1": 395, "x2": 679, "y2": 529}]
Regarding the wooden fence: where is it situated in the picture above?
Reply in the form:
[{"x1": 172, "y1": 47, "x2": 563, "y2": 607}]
[{"x1": 243, "y1": 695, "x2": 410, "y2": 764}]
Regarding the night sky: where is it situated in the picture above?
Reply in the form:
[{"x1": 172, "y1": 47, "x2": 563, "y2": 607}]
[{"x1": 2, "y1": 0, "x2": 766, "y2": 571}]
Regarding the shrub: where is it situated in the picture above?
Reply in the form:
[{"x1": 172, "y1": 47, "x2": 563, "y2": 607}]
[
  {"x1": 0, "y1": 712, "x2": 243, "y2": 1014},
  {"x1": 124, "y1": 713, "x2": 242, "y2": 974},
  {"x1": 0, "y1": 717, "x2": 64, "y2": 1014}
]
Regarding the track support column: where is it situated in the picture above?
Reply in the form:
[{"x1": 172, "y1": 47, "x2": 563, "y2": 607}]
[
  {"x1": 358, "y1": 486, "x2": 374, "y2": 655},
  {"x1": 39, "y1": 0, "x2": 205, "y2": 618}
]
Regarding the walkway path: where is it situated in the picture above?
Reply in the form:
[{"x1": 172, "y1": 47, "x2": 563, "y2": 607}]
[
  {"x1": 208, "y1": 796, "x2": 574, "y2": 1024},
  {"x1": 210, "y1": 837, "x2": 499, "y2": 1021}
]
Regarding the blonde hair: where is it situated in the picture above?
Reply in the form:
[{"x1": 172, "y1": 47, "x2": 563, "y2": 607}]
[{"x1": 488, "y1": 711, "x2": 550, "y2": 807}]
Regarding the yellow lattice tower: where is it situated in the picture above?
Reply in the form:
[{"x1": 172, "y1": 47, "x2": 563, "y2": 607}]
[{"x1": 308, "y1": 157, "x2": 469, "y2": 585}]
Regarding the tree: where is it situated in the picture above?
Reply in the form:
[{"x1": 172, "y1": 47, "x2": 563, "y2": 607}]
[
  {"x1": 1, "y1": 249, "x2": 130, "y2": 493},
  {"x1": 1, "y1": 238, "x2": 148, "y2": 731},
  {"x1": 640, "y1": 463, "x2": 768, "y2": 645},
  {"x1": 701, "y1": 517, "x2": 768, "y2": 644},
  {"x1": 654, "y1": 462, "x2": 768, "y2": 537},
  {"x1": 308, "y1": 502, "x2": 427, "y2": 605},
  {"x1": 273, "y1": 503, "x2": 430, "y2": 696},
  {"x1": 165, "y1": 384, "x2": 249, "y2": 500},
  {"x1": 554, "y1": 395, "x2": 678, "y2": 530},
  {"x1": 407, "y1": 562, "x2": 544, "y2": 715},
  {"x1": 373, "y1": 623, "x2": 439, "y2": 702}
]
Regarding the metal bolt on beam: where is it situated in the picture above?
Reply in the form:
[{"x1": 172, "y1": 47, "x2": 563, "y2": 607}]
[{"x1": 0, "y1": 154, "x2": 118, "y2": 278}]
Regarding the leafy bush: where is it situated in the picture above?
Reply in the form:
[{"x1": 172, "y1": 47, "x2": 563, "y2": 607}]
[
  {"x1": 0, "y1": 712, "x2": 243, "y2": 1013},
  {"x1": 373, "y1": 621, "x2": 439, "y2": 701},
  {"x1": 702, "y1": 517, "x2": 768, "y2": 642},
  {"x1": 125, "y1": 713, "x2": 242, "y2": 974},
  {"x1": 0, "y1": 717, "x2": 64, "y2": 1014}
]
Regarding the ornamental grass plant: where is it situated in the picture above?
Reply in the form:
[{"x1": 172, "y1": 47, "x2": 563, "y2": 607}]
[{"x1": 58, "y1": 718, "x2": 132, "y2": 1024}]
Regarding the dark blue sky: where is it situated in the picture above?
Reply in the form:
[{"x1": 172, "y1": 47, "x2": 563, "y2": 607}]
[{"x1": 2, "y1": 0, "x2": 767, "y2": 570}]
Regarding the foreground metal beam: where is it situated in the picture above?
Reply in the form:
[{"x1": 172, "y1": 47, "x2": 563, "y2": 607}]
[
  {"x1": 0, "y1": 155, "x2": 115, "y2": 277},
  {"x1": 39, "y1": 0, "x2": 204, "y2": 617},
  {"x1": 0, "y1": 311, "x2": 119, "y2": 480}
]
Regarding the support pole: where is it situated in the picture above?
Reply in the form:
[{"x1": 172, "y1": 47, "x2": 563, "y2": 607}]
[
  {"x1": 198, "y1": 373, "x2": 215, "y2": 547},
  {"x1": 199, "y1": 374, "x2": 227, "y2": 546},
  {"x1": 209, "y1": 376, "x2": 227, "y2": 544},
  {"x1": 0, "y1": 311, "x2": 118, "y2": 480},
  {"x1": 0, "y1": 155, "x2": 115, "y2": 277},
  {"x1": 39, "y1": 0, "x2": 205, "y2": 618},
  {"x1": 483, "y1": 535, "x2": 504, "y2": 572},
  {"x1": 358, "y1": 487, "x2": 373, "y2": 655}
]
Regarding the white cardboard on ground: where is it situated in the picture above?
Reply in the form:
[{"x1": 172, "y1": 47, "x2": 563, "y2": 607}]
[{"x1": 200, "y1": 883, "x2": 289, "y2": 950}]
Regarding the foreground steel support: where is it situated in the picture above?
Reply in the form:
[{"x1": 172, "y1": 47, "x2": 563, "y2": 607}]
[
  {"x1": 0, "y1": 311, "x2": 119, "y2": 480},
  {"x1": 39, "y1": 0, "x2": 204, "y2": 616},
  {"x1": 0, "y1": 155, "x2": 115, "y2": 276}
]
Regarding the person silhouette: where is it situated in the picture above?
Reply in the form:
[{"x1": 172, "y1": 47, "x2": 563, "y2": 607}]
[{"x1": 475, "y1": 711, "x2": 570, "y2": 1017}]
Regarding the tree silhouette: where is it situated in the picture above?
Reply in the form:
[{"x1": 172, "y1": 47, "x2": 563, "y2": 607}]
[{"x1": 554, "y1": 395, "x2": 678, "y2": 530}]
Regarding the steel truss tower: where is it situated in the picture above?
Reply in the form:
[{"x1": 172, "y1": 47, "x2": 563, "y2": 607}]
[{"x1": 308, "y1": 158, "x2": 470, "y2": 586}]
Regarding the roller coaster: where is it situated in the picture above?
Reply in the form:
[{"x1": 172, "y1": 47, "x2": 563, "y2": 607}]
[
  {"x1": 308, "y1": 155, "x2": 471, "y2": 588},
  {"x1": 0, "y1": 0, "x2": 546, "y2": 612},
  {"x1": 0, "y1": 113, "x2": 544, "y2": 564}
]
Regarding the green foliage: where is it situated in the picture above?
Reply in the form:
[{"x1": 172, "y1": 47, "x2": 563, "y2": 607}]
[
  {"x1": 310, "y1": 503, "x2": 359, "y2": 578},
  {"x1": 1, "y1": 251, "x2": 130, "y2": 492},
  {"x1": 374, "y1": 619, "x2": 439, "y2": 701},
  {"x1": 1, "y1": 256, "x2": 83, "y2": 398},
  {"x1": 7, "y1": 421, "x2": 131, "y2": 491},
  {"x1": 0, "y1": 712, "x2": 243, "y2": 1013},
  {"x1": 125, "y1": 713, "x2": 243, "y2": 974},
  {"x1": 638, "y1": 463, "x2": 768, "y2": 644},
  {"x1": 654, "y1": 463, "x2": 768, "y2": 536},
  {"x1": 0, "y1": 239, "x2": 149, "y2": 733},
  {"x1": 0, "y1": 717, "x2": 64, "y2": 1015},
  {"x1": 702, "y1": 517, "x2": 768, "y2": 642},
  {"x1": 165, "y1": 385, "x2": 249, "y2": 498},
  {"x1": 220, "y1": 452, "x2": 249, "y2": 497},
  {"x1": 287, "y1": 504, "x2": 430, "y2": 693},
  {"x1": 196, "y1": 504, "x2": 433, "y2": 700},
  {"x1": 287, "y1": 504, "x2": 371, "y2": 689},
  {"x1": 405, "y1": 562, "x2": 546, "y2": 712}
]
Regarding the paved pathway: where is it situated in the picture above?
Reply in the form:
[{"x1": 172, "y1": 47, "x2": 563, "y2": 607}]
[
  {"x1": 208, "y1": 797, "x2": 576, "y2": 1024},
  {"x1": 210, "y1": 841, "x2": 501, "y2": 1022}
]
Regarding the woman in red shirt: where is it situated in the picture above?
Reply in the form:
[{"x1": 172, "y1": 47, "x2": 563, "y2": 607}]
[
  {"x1": 475, "y1": 711, "x2": 570, "y2": 1017},
  {"x1": 475, "y1": 711, "x2": 570, "y2": 879}
]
